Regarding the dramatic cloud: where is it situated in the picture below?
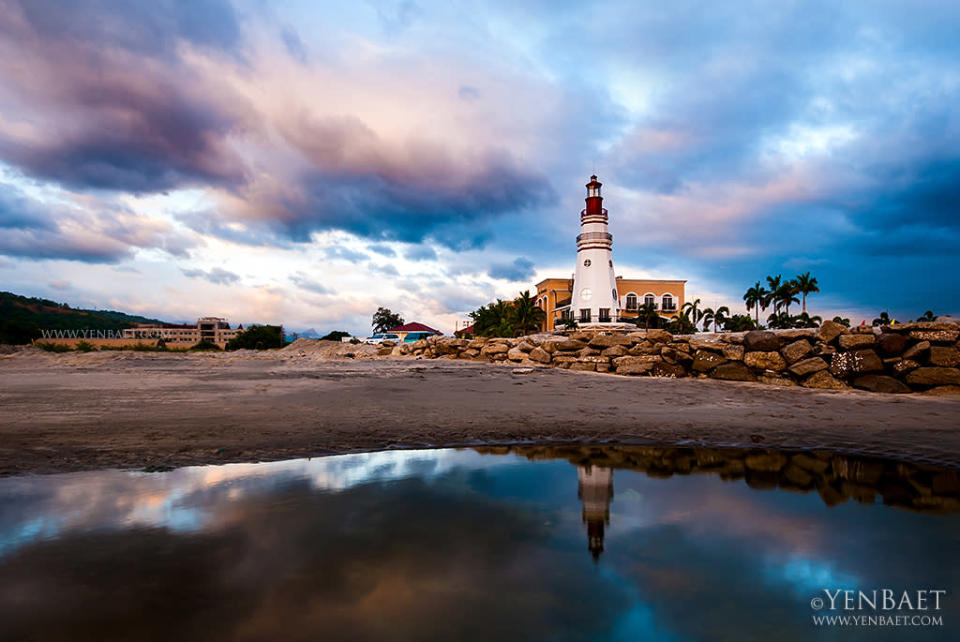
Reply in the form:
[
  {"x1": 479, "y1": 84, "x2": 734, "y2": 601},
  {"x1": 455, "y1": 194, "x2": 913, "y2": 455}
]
[
  {"x1": 488, "y1": 257, "x2": 535, "y2": 282},
  {"x1": 181, "y1": 267, "x2": 240, "y2": 285}
]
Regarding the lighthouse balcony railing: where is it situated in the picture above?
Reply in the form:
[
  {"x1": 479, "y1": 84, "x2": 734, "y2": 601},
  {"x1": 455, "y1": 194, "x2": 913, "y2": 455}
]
[{"x1": 576, "y1": 232, "x2": 613, "y2": 244}]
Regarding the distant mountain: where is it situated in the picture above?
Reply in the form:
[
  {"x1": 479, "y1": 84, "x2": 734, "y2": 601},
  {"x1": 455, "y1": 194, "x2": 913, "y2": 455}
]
[
  {"x1": 298, "y1": 328, "x2": 322, "y2": 339},
  {"x1": 0, "y1": 291, "x2": 168, "y2": 344}
]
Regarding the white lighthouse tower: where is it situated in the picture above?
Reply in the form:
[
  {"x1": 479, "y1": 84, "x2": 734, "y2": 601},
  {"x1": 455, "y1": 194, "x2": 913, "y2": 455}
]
[{"x1": 570, "y1": 175, "x2": 620, "y2": 325}]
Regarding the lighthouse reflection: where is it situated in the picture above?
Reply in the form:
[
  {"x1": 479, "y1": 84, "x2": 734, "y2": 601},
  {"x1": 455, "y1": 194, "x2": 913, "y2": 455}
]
[{"x1": 577, "y1": 464, "x2": 614, "y2": 561}]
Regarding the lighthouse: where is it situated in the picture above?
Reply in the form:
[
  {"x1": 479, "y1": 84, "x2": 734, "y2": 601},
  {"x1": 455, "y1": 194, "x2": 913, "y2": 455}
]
[
  {"x1": 570, "y1": 175, "x2": 620, "y2": 324},
  {"x1": 577, "y1": 465, "x2": 614, "y2": 561}
]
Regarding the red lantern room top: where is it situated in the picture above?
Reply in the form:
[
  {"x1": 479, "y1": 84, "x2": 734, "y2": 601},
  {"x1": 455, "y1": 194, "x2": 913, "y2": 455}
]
[{"x1": 585, "y1": 174, "x2": 603, "y2": 216}]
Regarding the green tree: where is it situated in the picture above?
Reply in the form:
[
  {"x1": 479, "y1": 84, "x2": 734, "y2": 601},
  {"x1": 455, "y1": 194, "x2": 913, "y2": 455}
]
[
  {"x1": 743, "y1": 282, "x2": 766, "y2": 328},
  {"x1": 702, "y1": 306, "x2": 730, "y2": 333},
  {"x1": 832, "y1": 315, "x2": 851, "y2": 327},
  {"x1": 764, "y1": 275, "x2": 782, "y2": 313},
  {"x1": 666, "y1": 310, "x2": 697, "y2": 334},
  {"x1": 920, "y1": 310, "x2": 936, "y2": 321},
  {"x1": 319, "y1": 330, "x2": 351, "y2": 342},
  {"x1": 511, "y1": 290, "x2": 546, "y2": 336},
  {"x1": 634, "y1": 302, "x2": 660, "y2": 330},
  {"x1": 681, "y1": 298, "x2": 704, "y2": 330},
  {"x1": 723, "y1": 314, "x2": 757, "y2": 332},
  {"x1": 775, "y1": 280, "x2": 800, "y2": 316},
  {"x1": 794, "y1": 312, "x2": 822, "y2": 328},
  {"x1": 557, "y1": 317, "x2": 579, "y2": 331},
  {"x1": 225, "y1": 325, "x2": 284, "y2": 350},
  {"x1": 794, "y1": 272, "x2": 819, "y2": 313},
  {"x1": 372, "y1": 307, "x2": 404, "y2": 334},
  {"x1": 872, "y1": 311, "x2": 891, "y2": 327},
  {"x1": 190, "y1": 340, "x2": 222, "y2": 351}
]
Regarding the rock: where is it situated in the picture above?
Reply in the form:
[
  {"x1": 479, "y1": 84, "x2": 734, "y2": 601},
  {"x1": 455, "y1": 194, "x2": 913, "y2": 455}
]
[
  {"x1": 541, "y1": 341, "x2": 558, "y2": 354},
  {"x1": 596, "y1": 362, "x2": 612, "y2": 373},
  {"x1": 778, "y1": 329, "x2": 818, "y2": 341},
  {"x1": 758, "y1": 374, "x2": 797, "y2": 387},
  {"x1": 909, "y1": 330, "x2": 959, "y2": 343},
  {"x1": 588, "y1": 334, "x2": 633, "y2": 348},
  {"x1": 782, "y1": 464, "x2": 814, "y2": 487},
  {"x1": 578, "y1": 355, "x2": 610, "y2": 364},
  {"x1": 891, "y1": 359, "x2": 919, "y2": 376},
  {"x1": 516, "y1": 341, "x2": 536, "y2": 353},
  {"x1": 467, "y1": 338, "x2": 487, "y2": 349},
  {"x1": 692, "y1": 350, "x2": 728, "y2": 372},
  {"x1": 660, "y1": 346, "x2": 681, "y2": 364},
  {"x1": 651, "y1": 362, "x2": 687, "y2": 378},
  {"x1": 790, "y1": 357, "x2": 830, "y2": 377},
  {"x1": 877, "y1": 333, "x2": 908, "y2": 355},
  {"x1": 511, "y1": 367, "x2": 534, "y2": 375},
  {"x1": 709, "y1": 362, "x2": 757, "y2": 382},
  {"x1": 802, "y1": 371, "x2": 848, "y2": 390},
  {"x1": 377, "y1": 347, "x2": 394, "y2": 356},
  {"x1": 923, "y1": 385, "x2": 960, "y2": 396},
  {"x1": 929, "y1": 346, "x2": 960, "y2": 367},
  {"x1": 551, "y1": 356, "x2": 578, "y2": 365},
  {"x1": 602, "y1": 345, "x2": 628, "y2": 357},
  {"x1": 569, "y1": 361, "x2": 596, "y2": 371},
  {"x1": 568, "y1": 332, "x2": 592, "y2": 341},
  {"x1": 688, "y1": 339, "x2": 725, "y2": 352},
  {"x1": 744, "y1": 351, "x2": 787, "y2": 371},
  {"x1": 818, "y1": 320, "x2": 848, "y2": 344},
  {"x1": 628, "y1": 340, "x2": 656, "y2": 355},
  {"x1": 838, "y1": 334, "x2": 876, "y2": 349},
  {"x1": 616, "y1": 362, "x2": 655, "y2": 375},
  {"x1": 556, "y1": 339, "x2": 587, "y2": 351},
  {"x1": 578, "y1": 347, "x2": 602, "y2": 357},
  {"x1": 903, "y1": 341, "x2": 930, "y2": 361},
  {"x1": 743, "y1": 330, "x2": 779, "y2": 352},
  {"x1": 612, "y1": 355, "x2": 662, "y2": 367},
  {"x1": 507, "y1": 347, "x2": 526, "y2": 361},
  {"x1": 829, "y1": 349, "x2": 883, "y2": 377},
  {"x1": 722, "y1": 344, "x2": 745, "y2": 361},
  {"x1": 480, "y1": 343, "x2": 509, "y2": 356},
  {"x1": 888, "y1": 321, "x2": 960, "y2": 332},
  {"x1": 461, "y1": 348, "x2": 480, "y2": 358},
  {"x1": 528, "y1": 347, "x2": 551, "y2": 363},
  {"x1": 792, "y1": 453, "x2": 829, "y2": 474},
  {"x1": 646, "y1": 330, "x2": 673, "y2": 343},
  {"x1": 852, "y1": 374, "x2": 911, "y2": 394},
  {"x1": 905, "y1": 367, "x2": 960, "y2": 386},
  {"x1": 745, "y1": 451, "x2": 788, "y2": 472},
  {"x1": 780, "y1": 339, "x2": 812, "y2": 364}
]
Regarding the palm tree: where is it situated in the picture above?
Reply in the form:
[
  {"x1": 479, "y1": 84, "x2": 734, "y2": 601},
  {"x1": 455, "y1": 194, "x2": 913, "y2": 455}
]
[
  {"x1": 511, "y1": 290, "x2": 546, "y2": 336},
  {"x1": 776, "y1": 280, "x2": 800, "y2": 317},
  {"x1": 795, "y1": 312, "x2": 822, "y2": 328},
  {"x1": 832, "y1": 315, "x2": 850, "y2": 327},
  {"x1": 681, "y1": 298, "x2": 704, "y2": 331},
  {"x1": 635, "y1": 302, "x2": 659, "y2": 330},
  {"x1": 794, "y1": 272, "x2": 819, "y2": 313},
  {"x1": 920, "y1": 310, "x2": 936, "y2": 321},
  {"x1": 743, "y1": 282, "x2": 765, "y2": 327},
  {"x1": 872, "y1": 311, "x2": 891, "y2": 327},
  {"x1": 765, "y1": 275, "x2": 782, "y2": 313},
  {"x1": 708, "y1": 306, "x2": 730, "y2": 332}
]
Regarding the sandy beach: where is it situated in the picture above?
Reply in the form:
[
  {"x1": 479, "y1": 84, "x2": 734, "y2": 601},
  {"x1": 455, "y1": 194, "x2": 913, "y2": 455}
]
[{"x1": 0, "y1": 347, "x2": 957, "y2": 476}]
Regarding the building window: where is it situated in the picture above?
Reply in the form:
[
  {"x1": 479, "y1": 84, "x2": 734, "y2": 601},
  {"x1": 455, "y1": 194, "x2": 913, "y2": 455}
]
[
  {"x1": 625, "y1": 294, "x2": 638, "y2": 310},
  {"x1": 662, "y1": 295, "x2": 674, "y2": 311},
  {"x1": 583, "y1": 259, "x2": 591, "y2": 267},
  {"x1": 599, "y1": 308, "x2": 611, "y2": 322},
  {"x1": 645, "y1": 294, "x2": 656, "y2": 308},
  {"x1": 580, "y1": 309, "x2": 591, "y2": 322}
]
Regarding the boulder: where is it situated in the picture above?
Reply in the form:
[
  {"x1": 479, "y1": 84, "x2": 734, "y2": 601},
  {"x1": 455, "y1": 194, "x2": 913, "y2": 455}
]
[
  {"x1": 602, "y1": 345, "x2": 628, "y2": 357},
  {"x1": 818, "y1": 320, "x2": 848, "y2": 344},
  {"x1": 377, "y1": 347, "x2": 393, "y2": 356},
  {"x1": 905, "y1": 367, "x2": 960, "y2": 386},
  {"x1": 891, "y1": 359, "x2": 919, "y2": 376},
  {"x1": 596, "y1": 362, "x2": 612, "y2": 373},
  {"x1": 887, "y1": 321, "x2": 960, "y2": 332},
  {"x1": 646, "y1": 329, "x2": 674, "y2": 343},
  {"x1": 722, "y1": 343, "x2": 745, "y2": 361},
  {"x1": 838, "y1": 334, "x2": 876, "y2": 349},
  {"x1": 660, "y1": 346, "x2": 681, "y2": 364},
  {"x1": 745, "y1": 451, "x2": 788, "y2": 471},
  {"x1": 516, "y1": 341, "x2": 536, "y2": 353},
  {"x1": 929, "y1": 346, "x2": 960, "y2": 367},
  {"x1": 628, "y1": 340, "x2": 656, "y2": 355},
  {"x1": 777, "y1": 328, "x2": 819, "y2": 341},
  {"x1": 480, "y1": 343, "x2": 509, "y2": 356},
  {"x1": 616, "y1": 362, "x2": 655, "y2": 375},
  {"x1": 588, "y1": 334, "x2": 633, "y2": 348},
  {"x1": 692, "y1": 350, "x2": 728, "y2": 372},
  {"x1": 744, "y1": 351, "x2": 787, "y2": 371},
  {"x1": 829, "y1": 349, "x2": 883, "y2": 377},
  {"x1": 467, "y1": 338, "x2": 487, "y2": 349},
  {"x1": 612, "y1": 355, "x2": 661, "y2": 368},
  {"x1": 758, "y1": 374, "x2": 797, "y2": 387},
  {"x1": 666, "y1": 341, "x2": 691, "y2": 353},
  {"x1": 743, "y1": 330, "x2": 779, "y2": 352},
  {"x1": 792, "y1": 453, "x2": 830, "y2": 474},
  {"x1": 902, "y1": 341, "x2": 930, "y2": 361},
  {"x1": 802, "y1": 371, "x2": 848, "y2": 390},
  {"x1": 780, "y1": 339, "x2": 813, "y2": 364},
  {"x1": 651, "y1": 362, "x2": 687, "y2": 378},
  {"x1": 541, "y1": 341, "x2": 558, "y2": 354},
  {"x1": 578, "y1": 347, "x2": 603, "y2": 357},
  {"x1": 789, "y1": 357, "x2": 829, "y2": 376},
  {"x1": 578, "y1": 355, "x2": 610, "y2": 364},
  {"x1": 688, "y1": 339, "x2": 725, "y2": 352},
  {"x1": 709, "y1": 362, "x2": 757, "y2": 382},
  {"x1": 923, "y1": 385, "x2": 960, "y2": 396},
  {"x1": 569, "y1": 361, "x2": 596, "y2": 372},
  {"x1": 852, "y1": 374, "x2": 911, "y2": 394},
  {"x1": 909, "y1": 330, "x2": 959, "y2": 343},
  {"x1": 556, "y1": 339, "x2": 588, "y2": 351},
  {"x1": 877, "y1": 333, "x2": 908, "y2": 355},
  {"x1": 506, "y1": 347, "x2": 526, "y2": 361},
  {"x1": 528, "y1": 347, "x2": 551, "y2": 363},
  {"x1": 551, "y1": 356, "x2": 579, "y2": 365}
]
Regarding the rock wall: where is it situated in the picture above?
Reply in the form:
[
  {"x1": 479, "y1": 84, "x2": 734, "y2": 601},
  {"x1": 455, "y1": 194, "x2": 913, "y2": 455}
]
[{"x1": 391, "y1": 319, "x2": 960, "y2": 395}]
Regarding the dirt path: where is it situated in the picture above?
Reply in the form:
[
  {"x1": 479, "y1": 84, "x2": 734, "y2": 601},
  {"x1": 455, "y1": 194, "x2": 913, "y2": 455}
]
[{"x1": 1, "y1": 351, "x2": 958, "y2": 475}]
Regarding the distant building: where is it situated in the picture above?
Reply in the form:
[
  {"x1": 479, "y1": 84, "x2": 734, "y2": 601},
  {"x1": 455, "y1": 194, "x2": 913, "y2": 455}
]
[
  {"x1": 123, "y1": 317, "x2": 241, "y2": 348},
  {"x1": 387, "y1": 322, "x2": 442, "y2": 343},
  {"x1": 535, "y1": 176, "x2": 686, "y2": 330}
]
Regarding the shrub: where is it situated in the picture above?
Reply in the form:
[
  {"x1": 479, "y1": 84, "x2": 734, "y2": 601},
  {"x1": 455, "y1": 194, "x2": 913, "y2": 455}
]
[
  {"x1": 225, "y1": 325, "x2": 284, "y2": 350},
  {"x1": 190, "y1": 340, "x2": 222, "y2": 351},
  {"x1": 75, "y1": 340, "x2": 95, "y2": 352},
  {"x1": 35, "y1": 342, "x2": 71, "y2": 353}
]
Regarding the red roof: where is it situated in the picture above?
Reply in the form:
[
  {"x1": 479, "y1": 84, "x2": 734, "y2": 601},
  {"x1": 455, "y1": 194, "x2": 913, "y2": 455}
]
[{"x1": 388, "y1": 322, "x2": 441, "y2": 334}]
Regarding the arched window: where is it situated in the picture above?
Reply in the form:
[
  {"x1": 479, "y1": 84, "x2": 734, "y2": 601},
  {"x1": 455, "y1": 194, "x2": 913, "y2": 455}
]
[
  {"x1": 662, "y1": 294, "x2": 674, "y2": 311},
  {"x1": 644, "y1": 294, "x2": 656, "y2": 308},
  {"x1": 625, "y1": 293, "x2": 638, "y2": 310}
]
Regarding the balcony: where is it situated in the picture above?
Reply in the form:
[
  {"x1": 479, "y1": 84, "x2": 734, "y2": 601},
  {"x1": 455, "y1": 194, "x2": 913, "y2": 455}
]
[{"x1": 576, "y1": 232, "x2": 613, "y2": 244}]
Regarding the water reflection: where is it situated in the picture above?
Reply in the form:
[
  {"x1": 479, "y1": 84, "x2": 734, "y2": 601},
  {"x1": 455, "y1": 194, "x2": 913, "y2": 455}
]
[{"x1": 0, "y1": 447, "x2": 958, "y2": 641}]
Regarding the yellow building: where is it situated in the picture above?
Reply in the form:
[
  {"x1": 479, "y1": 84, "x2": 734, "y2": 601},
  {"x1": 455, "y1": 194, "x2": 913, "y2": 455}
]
[
  {"x1": 535, "y1": 277, "x2": 686, "y2": 331},
  {"x1": 123, "y1": 317, "x2": 241, "y2": 348}
]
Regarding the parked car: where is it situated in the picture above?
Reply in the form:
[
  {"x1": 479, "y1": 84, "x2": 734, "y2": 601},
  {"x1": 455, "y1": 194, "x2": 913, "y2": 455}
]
[
  {"x1": 402, "y1": 331, "x2": 435, "y2": 343},
  {"x1": 362, "y1": 333, "x2": 399, "y2": 345}
]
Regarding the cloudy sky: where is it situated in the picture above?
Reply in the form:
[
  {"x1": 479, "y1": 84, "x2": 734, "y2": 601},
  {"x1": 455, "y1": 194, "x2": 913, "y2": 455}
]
[{"x1": 1, "y1": 0, "x2": 957, "y2": 334}]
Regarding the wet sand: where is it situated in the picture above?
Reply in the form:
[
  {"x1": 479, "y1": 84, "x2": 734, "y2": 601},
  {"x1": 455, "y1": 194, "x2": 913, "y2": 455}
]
[{"x1": 1, "y1": 351, "x2": 959, "y2": 475}]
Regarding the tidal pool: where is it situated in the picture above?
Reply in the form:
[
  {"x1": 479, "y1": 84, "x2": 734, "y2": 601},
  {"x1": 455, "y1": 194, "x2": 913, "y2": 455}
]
[{"x1": 1, "y1": 445, "x2": 958, "y2": 641}]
